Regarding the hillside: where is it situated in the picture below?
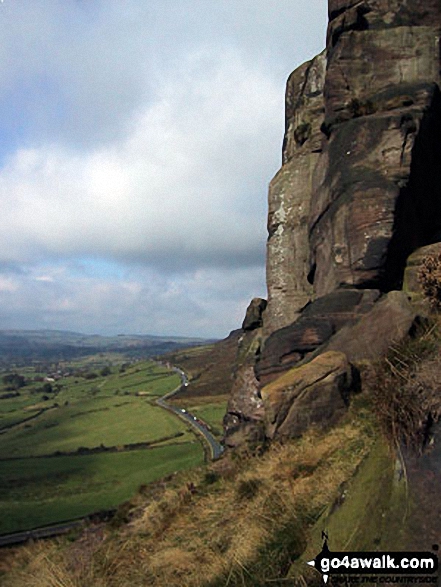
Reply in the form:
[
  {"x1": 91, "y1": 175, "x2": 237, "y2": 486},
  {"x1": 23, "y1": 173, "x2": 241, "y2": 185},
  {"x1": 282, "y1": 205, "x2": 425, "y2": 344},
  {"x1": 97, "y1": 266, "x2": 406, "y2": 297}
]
[
  {"x1": 0, "y1": 330, "x2": 210, "y2": 364},
  {"x1": 0, "y1": 359, "x2": 206, "y2": 535},
  {"x1": 1, "y1": 1, "x2": 441, "y2": 585},
  {"x1": 2, "y1": 331, "x2": 439, "y2": 585},
  {"x1": 162, "y1": 329, "x2": 241, "y2": 401}
]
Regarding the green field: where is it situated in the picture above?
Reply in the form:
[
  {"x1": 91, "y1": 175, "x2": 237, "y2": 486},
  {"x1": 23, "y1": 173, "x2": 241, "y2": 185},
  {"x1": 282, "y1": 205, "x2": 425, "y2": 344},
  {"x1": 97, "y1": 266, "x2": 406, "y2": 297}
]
[
  {"x1": 0, "y1": 443, "x2": 203, "y2": 534},
  {"x1": 0, "y1": 359, "x2": 205, "y2": 534},
  {"x1": 0, "y1": 396, "x2": 193, "y2": 458},
  {"x1": 187, "y1": 401, "x2": 228, "y2": 438}
]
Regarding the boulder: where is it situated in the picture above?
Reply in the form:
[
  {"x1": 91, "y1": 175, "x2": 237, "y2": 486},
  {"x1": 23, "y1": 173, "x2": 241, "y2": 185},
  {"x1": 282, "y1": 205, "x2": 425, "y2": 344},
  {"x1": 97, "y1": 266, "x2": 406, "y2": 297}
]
[
  {"x1": 222, "y1": 415, "x2": 266, "y2": 450},
  {"x1": 257, "y1": 289, "x2": 379, "y2": 385},
  {"x1": 242, "y1": 298, "x2": 267, "y2": 331},
  {"x1": 261, "y1": 351, "x2": 355, "y2": 440},
  {"x1": 326, "y1": 291, "x2": 420, "y2": 362},
  {"x1": 223, "y1": 330, "x2": 266, "y2": 447}
]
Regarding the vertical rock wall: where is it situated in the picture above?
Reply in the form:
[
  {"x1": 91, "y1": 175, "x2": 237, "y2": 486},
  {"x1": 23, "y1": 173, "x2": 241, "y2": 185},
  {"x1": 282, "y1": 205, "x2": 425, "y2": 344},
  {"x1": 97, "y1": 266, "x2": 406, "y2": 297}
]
[
  {"x1": 225, "y1": 0, "x2": 441, "y2": 444},
  {"x1": 264, "y1": 53, "x2": 326, "y2": 334},
  {"x1": 311, "y1": 0, "x2": 441, "y2": 297},
  {"x1": 265, "y1": 0, "x2": 441, "y2": 335}
]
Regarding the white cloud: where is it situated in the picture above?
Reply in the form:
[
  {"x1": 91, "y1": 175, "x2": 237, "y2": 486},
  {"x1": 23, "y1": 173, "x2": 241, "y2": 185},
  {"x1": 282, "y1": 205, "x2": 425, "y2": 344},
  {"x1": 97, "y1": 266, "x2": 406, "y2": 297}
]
[
  {"x1": 0, "y1": 276, "x2": 18, "y2": 293},
  {"x1": 0, "y1": 49, "x2": 277, "y2": 270},
  {"x1": 0, "y1": 1, "x2": 327, "y2": 336},
  {"x1": 0, "y1": 262, "x2": 266, "y2": 338}
]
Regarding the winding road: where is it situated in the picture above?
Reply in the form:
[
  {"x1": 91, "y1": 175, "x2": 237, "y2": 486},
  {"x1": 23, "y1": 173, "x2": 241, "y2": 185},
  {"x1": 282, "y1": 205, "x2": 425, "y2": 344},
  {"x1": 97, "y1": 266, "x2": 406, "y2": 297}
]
[{"x1": 155, "y1": 366, "x2": 224, "y2": 460}]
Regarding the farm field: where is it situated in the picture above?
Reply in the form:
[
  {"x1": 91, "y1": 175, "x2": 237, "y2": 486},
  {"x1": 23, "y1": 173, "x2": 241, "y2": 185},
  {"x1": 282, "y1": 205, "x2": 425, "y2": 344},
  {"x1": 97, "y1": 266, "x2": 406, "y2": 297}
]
[
  {"x1": 0, "y1": 443, "x2": 203, "y2": 535},
  {"x1": 0, "y1": 358, "x2": 205, "y2": 534},
  {"x1": 185, "y1": 398, "x2": 229, "y2": 438}
]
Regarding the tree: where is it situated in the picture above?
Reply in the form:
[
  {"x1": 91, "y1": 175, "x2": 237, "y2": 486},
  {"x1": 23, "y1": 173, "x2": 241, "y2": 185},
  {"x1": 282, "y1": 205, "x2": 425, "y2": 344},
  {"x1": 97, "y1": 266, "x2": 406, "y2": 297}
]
[
  {"x1": 42, "y1": 382, "x2": 53, "y2": 394},
  {"x1": 3, "y1": 373, "x2": 26, "y2": 390}
]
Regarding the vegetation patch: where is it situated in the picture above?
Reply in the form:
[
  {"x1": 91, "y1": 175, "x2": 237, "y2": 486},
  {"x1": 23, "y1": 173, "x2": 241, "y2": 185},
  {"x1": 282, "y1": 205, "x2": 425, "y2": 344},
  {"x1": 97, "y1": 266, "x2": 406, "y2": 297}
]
[
  {"x1": 0, "y1": 443, "x2": 203, "y2": 535},
  {"x1": 365, "y1": 324, "x2": 440, "y2": 449},
  {"x1": 1, "y1": 407, "x2": 375, "y2": 587},
  {"x1": 0, "y1": 359, "x2": 204, "y2": 533},
  {"x1": 163, "y1": 333, "x2": 240, "y2": 400},
  {"x1": 418, "y1": 251, "x2": 441, "y2": 308}
]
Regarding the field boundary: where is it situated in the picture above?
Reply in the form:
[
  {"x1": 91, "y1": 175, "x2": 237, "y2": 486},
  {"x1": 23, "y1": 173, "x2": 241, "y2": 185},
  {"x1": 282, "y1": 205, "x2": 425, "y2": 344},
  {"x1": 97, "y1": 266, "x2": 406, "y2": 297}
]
[{"x1": 0, "y1": 432, "x2": 186, "y2": 461}]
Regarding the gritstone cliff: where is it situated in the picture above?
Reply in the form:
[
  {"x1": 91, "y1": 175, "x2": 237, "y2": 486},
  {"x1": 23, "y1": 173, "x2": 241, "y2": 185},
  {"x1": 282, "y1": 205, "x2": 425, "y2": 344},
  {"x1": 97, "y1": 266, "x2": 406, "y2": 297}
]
[{"x1": 224, "y1": 0, "x2": 441, "y2": 446}]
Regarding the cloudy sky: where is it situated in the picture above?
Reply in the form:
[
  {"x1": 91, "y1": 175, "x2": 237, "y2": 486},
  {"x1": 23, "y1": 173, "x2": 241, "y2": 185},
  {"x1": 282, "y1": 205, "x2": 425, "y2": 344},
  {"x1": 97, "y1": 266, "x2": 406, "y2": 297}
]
[{"x1": 0, "y1": 0, "x2": 327, "y2": 338}]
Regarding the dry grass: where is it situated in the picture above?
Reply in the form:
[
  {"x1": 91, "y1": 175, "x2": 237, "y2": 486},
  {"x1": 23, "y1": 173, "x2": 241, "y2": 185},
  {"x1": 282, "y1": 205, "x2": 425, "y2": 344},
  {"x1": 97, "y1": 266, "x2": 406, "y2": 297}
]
[
  {"x1": 2, "y1": 410, "x2": 374, "y2": 587},
  {"x1": 365, "y1": 323, "x2": 441, "y2": 451},
  {"x1": 418, "y1": 252, "x2": 441, "y2": 308},
  {"x1": 162, "y1": 331, "x2": 241, "y2": 400}
]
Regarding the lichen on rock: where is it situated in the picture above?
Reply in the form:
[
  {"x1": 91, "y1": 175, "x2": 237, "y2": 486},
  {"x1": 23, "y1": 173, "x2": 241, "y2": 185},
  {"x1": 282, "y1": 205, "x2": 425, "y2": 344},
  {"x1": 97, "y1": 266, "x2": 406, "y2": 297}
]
[{"x1": 261, "y1": 351, "x2": 356, "y2": 440}]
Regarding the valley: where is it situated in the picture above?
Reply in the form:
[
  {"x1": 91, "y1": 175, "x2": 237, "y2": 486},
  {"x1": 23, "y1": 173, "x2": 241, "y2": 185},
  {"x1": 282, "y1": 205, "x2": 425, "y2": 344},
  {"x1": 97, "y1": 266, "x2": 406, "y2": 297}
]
[{"x1": 0, "y1": 353, "x2": 227, "y2": 535}]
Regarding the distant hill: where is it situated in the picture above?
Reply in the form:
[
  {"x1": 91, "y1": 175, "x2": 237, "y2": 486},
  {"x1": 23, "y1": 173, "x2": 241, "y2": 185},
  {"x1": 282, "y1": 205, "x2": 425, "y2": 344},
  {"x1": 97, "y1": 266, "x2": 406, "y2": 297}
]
[{"x1": 0, "y1": 329, "x2": 213, "y2": 364}]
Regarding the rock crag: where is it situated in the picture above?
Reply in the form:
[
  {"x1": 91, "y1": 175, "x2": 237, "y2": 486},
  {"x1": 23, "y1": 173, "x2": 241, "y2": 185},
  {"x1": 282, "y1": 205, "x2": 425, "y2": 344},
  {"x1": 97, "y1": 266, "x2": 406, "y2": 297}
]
[{"x1": 225, "y1": 0, "x2": 441, "y2": 445}]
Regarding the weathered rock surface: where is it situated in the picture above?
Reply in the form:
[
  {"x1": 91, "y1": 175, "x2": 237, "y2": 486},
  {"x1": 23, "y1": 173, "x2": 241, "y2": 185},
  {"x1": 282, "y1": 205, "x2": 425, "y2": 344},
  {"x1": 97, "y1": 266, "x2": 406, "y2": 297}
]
[
  {"x1": 261, "y1": 351, "x2": 355, "y2": 440},
  {"x1": 223, "y1": 329, "x2": 266, "y2": 448},
  {"x1": 325, "y1": 291, "x2": 420, "y2": 362},
  {"x1": 226, "y1": 0, "x2": 441, "y2": 445},
  {"x1": 242, "y1": 298, "x2": 267, "y2": 331},
  {"x1": 264, "y1": 0, "x2": 441, "y2": 337},
  {"x1": 264, "y1": 52, "x2": 326, "y2": 335},
  {"x1": 312, "y1": 14, "x2": 441, "y2": 295},
  {"x1": 257, "y1": 289, "x2": 379, "y2": 385}
]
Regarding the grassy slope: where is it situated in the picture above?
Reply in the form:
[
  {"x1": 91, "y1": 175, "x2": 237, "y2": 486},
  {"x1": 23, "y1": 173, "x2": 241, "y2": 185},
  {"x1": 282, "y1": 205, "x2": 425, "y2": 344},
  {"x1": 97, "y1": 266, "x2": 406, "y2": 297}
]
[
  {"x1": 0, "y1": 397, "x2": 191, "y2": 458},
  {"x1": 163, "y1": 330, "x2": 241, "y2": 400},
  {"x1": 0, "y1": 360, "x2": 203, "y2": 534},
  {"x1": 0, "y1": 399, "x2": 377, "y2": 587},
  {"x1": 3, "y1": 327, "x2": 440, "y2": 585},
  {"x1": 0, "y1": 362, "x2": 181, "y2": 432},
  {"x1": 0, "y1": 443, "x2": 203, "y2": 535}
]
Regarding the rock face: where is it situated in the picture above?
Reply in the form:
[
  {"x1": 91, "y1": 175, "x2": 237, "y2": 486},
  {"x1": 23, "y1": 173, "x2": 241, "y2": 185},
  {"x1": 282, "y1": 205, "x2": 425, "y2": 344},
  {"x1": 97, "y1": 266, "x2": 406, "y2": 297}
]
[
  {"x1": 257, "y1": 288, "x2": 379, "y2": 385},
  {"x1": 242, "y1": 298, "x2": 267, "y2": 331},
  {"x1": 265, "y1": 52, "x2": 326, "y2": 334},
  {"x1": 261, "y1": 351, "x2": 355, "y2": 440},
  {"x1": 312, "y1": 0, "x2": 441, "y2": 299},
  {"x1": 224, "y1": 0, "x2": 441, "y2": 445},
  {"x1": 265, "y1": 0, "x2": 441, "y2": 338},
  {"x1": 223, "y1": 329, "x2": 266, "y2": 448},
  {"x1": 325, "y1": 291, "x2": 420, "y2": 362}
]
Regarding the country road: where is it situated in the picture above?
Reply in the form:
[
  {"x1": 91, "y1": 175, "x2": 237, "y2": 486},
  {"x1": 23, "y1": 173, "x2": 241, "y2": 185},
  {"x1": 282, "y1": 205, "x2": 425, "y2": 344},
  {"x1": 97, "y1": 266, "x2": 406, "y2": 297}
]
[
  {"x1": 0, "y1": 363, "x2": 224, "y2": 548},
  {"x1": 155, "y1": 365, "x2": 224, "y2": 460}
]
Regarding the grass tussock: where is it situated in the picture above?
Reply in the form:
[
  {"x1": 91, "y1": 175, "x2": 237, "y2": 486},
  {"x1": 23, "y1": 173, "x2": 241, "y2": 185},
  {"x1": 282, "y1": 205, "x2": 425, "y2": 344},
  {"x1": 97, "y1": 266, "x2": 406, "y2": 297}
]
[
  {"x1": 418, "y1": 252, "x2": 441, "y2": 309},
  {"x1": 365, "y1": 323, "x2": 441, "y2": 450},
  {"x1": 1, "y1": 411, "x2": 374, "y2": 587}
]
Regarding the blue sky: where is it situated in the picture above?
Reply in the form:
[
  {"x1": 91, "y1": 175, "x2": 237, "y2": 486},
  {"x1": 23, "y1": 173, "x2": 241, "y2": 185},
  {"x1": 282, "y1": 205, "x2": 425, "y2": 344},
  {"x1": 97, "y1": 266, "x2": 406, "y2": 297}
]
[{"x1": 0, "y1": 0, "x2": 327, "y2": 338}]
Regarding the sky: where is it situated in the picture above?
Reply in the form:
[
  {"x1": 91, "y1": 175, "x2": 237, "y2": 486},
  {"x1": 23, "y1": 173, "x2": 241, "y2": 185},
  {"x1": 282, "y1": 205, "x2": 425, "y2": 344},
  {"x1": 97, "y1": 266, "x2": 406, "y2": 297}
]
[{"x1": 0, "y1": 0, "x2": 327, "y2": 339}]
